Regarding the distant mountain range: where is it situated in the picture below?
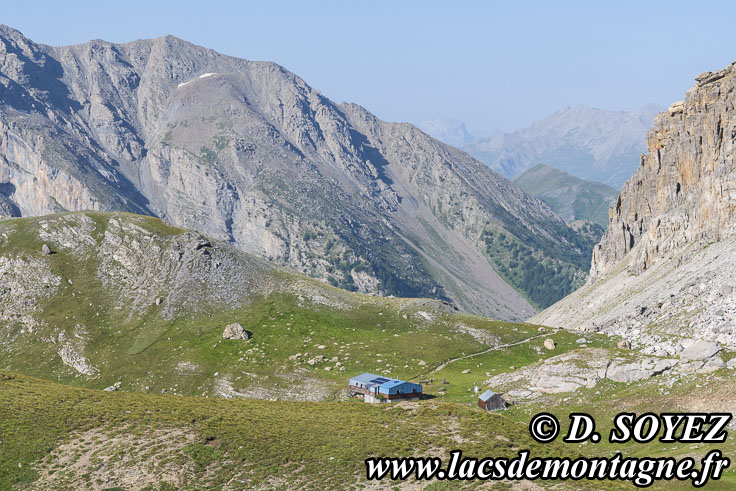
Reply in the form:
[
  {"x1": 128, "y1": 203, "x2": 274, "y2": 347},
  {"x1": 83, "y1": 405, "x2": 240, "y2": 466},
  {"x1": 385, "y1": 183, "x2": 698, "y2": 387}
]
[
  {"x1": 0, "y1": 25, "x2": 599, "y2": 317},
  {"x1": 417, "y1": 119, "x2": 499, "y2": 148},
  {"x1": 463, "y1": 104, "x2": 661, "y2": 188},
  {"x1": 421, "y1": 105, "x2": 661, "y2": 188},
  {"x1": 513, "y1": 164, "x2": 618, "y2": 227}
]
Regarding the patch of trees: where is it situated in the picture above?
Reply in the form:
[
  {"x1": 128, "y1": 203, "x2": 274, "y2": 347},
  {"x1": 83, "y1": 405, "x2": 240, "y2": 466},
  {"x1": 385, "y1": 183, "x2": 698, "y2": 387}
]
[{"x1": 482, "y1": 227, "x2": 591, "y2": 309}]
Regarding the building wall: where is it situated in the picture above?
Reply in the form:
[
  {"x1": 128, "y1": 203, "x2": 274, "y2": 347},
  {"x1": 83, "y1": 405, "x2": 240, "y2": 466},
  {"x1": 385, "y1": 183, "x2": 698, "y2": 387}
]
[
  {"x1": 378, "y1": 381, "x2": 422, "y2": 395},
  {"x1": 481, "y1": 395, "x2": 507, "y2": 411},
  {"x1": 364, "y1": 393, "x2": 422, "y2": 404}
]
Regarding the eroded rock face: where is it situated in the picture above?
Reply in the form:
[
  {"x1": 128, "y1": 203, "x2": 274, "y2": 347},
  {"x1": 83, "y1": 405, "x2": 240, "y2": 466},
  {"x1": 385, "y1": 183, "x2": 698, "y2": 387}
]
[
  {"x1": 0, "y1": 212, "x2": 283, "y2": 337},
  {"x1": 57, "y1": 328, "x2": 97, "y2": 376},
  {"x1": 0, "y1": 253, "x2": 60, "y2": 333},
  {"x1": 591, "y1": 62, "x2": 736, "y2": 280}
]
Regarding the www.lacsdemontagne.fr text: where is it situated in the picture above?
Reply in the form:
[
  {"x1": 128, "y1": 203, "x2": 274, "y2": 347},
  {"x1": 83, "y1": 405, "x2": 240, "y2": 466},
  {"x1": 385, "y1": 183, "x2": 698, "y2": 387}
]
[{"x1": 365, "y1": 449, "x2": 729, "y2": 487}]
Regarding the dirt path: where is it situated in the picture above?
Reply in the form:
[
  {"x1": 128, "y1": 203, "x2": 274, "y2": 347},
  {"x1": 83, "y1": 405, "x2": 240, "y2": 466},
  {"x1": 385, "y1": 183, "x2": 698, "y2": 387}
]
[{"x1": 425, "y1": 333, "x2": 550, "y2": 375}]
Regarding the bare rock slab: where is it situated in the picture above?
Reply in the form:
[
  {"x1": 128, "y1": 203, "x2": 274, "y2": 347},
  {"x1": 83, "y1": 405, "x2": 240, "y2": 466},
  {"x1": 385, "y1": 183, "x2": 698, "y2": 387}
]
[{"x1": 679, "y1": 340, "x2": 721, "y2": 361}]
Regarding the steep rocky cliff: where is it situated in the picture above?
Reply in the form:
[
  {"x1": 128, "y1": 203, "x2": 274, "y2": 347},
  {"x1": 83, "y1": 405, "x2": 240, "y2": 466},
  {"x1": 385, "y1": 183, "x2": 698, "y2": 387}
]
[
  {"x1": 590, "y1": 62, "x2": 736, "y2": 280},
  {"x1": 0, "y1": 25, "x2": 595, "y2": 318},
  {"x1": 534, "y1": 61, "x2": 736, "y2": 354}
]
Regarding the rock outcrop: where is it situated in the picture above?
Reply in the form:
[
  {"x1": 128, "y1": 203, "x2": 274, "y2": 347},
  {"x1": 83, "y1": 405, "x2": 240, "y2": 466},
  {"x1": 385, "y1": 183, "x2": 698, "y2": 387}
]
[
  {"x1": 486, "y1": 346, "x2": 727, "y2": 401},
  {"x1": 590, "y1": 62, "x2": 736, "y2": 280},
  {"x1": 486, "y1": 348, "x2": 677, "y2": 400}
]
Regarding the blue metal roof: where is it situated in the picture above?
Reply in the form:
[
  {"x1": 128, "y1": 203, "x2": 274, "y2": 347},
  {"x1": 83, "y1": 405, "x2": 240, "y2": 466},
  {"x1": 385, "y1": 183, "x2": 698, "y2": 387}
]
[
  {"x1": 377, "y1": 379, "x2": 423, "y2": 395},
  {"x1": 478, "y1": 390, "x2": 496, "y2": 402},
  {"x1": 349, "y1": 373, "x2": 391, "y2": 385},
  {"x1": 350, "y1": 373, "x2": 422, "y2": 395},
  {"x1": 379, "y1": 380, "x2": 406, "y2": 390}
]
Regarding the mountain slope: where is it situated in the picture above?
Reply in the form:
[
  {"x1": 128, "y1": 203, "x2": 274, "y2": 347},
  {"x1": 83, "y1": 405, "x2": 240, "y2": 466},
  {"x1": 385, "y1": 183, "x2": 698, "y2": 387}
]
[
  {"x1": 534, "y1": 61, "x2": 736, "y2": 355},
  {"x1": 4, "y1": 214, "x2": 734, "y2": 489},
  {"x1": 0, "y1": 25, "x2": 595, "y2": 318},
  {"x1": 0, "y1": 211, "x2": 562, "y2": 399},
  {"x1": 513, "y1": 164, "x2": 617, "y2": 227},
  {"x1": 465, "y1": 104, "x2": 661, "y2": 187}
]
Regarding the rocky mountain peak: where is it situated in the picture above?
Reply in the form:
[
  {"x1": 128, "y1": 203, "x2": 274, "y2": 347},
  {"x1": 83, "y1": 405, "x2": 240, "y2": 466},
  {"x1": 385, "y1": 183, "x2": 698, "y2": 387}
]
[
  {"x1": 0, "y1": 26, "x2": 598, "y2": 319},
  {"x1": 464, "y1": 103, "x2": 660, "y2": 187}
]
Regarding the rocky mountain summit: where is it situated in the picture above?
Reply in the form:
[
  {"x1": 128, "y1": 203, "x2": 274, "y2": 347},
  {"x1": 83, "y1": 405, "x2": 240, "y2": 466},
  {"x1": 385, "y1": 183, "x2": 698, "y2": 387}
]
[
  {"x1": 417, "y1": 118, "x2": 477, "y2": 147},
  {"x1": 534, "y1": 60, "x2": 736, "y2": 355},
  {"x1": 0, "y1": 25, "x2": 596, "y2": 319}
]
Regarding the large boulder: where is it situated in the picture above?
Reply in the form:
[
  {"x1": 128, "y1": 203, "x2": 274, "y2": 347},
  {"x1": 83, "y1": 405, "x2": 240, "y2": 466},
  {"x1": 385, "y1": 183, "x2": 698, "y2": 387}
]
[
  {"x1": 222, "y1": 323, "x2": 250, "y2": 340},
  {"x1": 679, "y1": 340, "x2": 721, "y2": 361}
]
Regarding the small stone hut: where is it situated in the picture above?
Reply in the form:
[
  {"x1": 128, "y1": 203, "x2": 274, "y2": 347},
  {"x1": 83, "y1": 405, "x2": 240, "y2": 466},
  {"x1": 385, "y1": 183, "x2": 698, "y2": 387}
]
[{"x1": 478, "y1": 389, "x2": 508, "y2": 411}]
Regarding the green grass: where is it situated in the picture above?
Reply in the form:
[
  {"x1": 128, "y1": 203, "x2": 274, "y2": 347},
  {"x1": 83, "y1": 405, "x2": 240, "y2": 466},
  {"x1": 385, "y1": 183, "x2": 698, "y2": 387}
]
[
  {"x1": 424, "y1": 331, "x2": 616, "y2": 402},
  {"x1": 0, "y1": 370, "x2": 575, "y2": 489},
  {"x1": 3, "y1": 288, "x2": 554, "y2": 399},
  {"x1": 5, "y1": 212, "x2": 734, "y2": 489}
]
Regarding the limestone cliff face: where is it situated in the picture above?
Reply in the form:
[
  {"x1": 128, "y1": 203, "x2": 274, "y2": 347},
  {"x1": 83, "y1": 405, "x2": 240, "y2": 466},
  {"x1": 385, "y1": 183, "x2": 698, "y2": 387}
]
[
  {"x1": 0, "y1": 25, "x2": 595, "y2": 319},
  {"x1": 534, "y1": 61, "x2": 736, "y2": 352},
  {"x1": 590, "y1": 61, "x2": 736, "y2": 281}
]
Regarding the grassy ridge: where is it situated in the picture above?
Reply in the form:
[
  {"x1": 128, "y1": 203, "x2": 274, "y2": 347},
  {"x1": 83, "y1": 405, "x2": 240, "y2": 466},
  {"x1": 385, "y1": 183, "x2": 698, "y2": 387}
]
[{"x1": 513, "y1": 164, "x2": 618, "y2": 227}]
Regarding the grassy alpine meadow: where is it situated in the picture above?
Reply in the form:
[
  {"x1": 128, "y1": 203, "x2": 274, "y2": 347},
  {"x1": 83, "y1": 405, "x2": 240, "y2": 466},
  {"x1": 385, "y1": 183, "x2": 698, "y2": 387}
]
[
  {"x1": 2, "y1": 284, "x2": 566, "y2": 400},
  {"x1": 421, "y1": 329, "x2": 617, "y2": 403},
  {"x1": 3, "y1": 213, "x2": 733, "y2": 489},
  {"x1": 6, "y1": 367, "x2": 725, "y2": 489},
  {"x1": 0, "y1": 370, "x2": 577, "y2": 489}
]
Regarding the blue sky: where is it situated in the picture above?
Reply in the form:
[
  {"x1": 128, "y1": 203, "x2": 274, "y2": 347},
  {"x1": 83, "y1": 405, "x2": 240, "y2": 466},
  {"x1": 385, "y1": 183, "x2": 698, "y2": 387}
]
[{"x1": 4, "y1": 1, "x2": 736, "y2": 132}]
